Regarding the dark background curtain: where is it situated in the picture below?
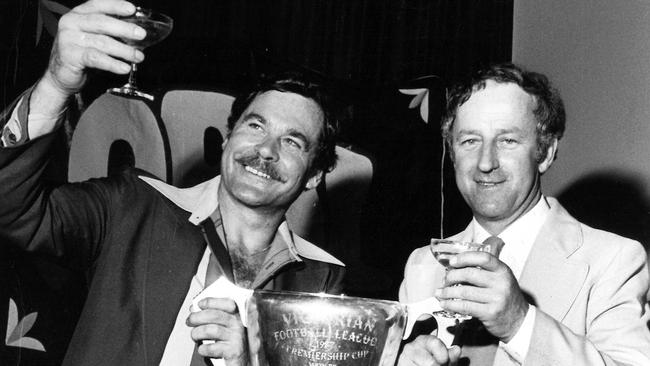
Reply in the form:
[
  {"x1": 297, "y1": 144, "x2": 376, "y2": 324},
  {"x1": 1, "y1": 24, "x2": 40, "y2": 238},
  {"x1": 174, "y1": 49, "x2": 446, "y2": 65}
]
[
  {"x1": 3, "y1": 0, "x2": 512, "y2": 104},
  {"x1": 1, "y1": 1, "x2": 512, "y2": 364}
]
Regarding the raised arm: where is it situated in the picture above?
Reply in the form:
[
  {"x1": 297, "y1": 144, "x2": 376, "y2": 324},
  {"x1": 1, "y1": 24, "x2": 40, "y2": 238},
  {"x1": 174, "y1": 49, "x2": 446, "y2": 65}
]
[
  {"x1": 0, "y1": 0, "x2": 147, "y2": 259},
  {"x1": 3, "y1": 0, "x2": 145, "y2": 144}
]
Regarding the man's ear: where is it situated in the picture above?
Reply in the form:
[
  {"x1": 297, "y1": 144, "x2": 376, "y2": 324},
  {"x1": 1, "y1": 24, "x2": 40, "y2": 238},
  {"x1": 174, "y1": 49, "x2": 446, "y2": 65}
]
[
  {"x1": 304, "y1": 170, "x2": 323, "y2": 190},
  {"x1": 448, "y1": 147, "x2": 456, "y2": 166},
  {"x1": 538, "y1": 138, "x2": 558, "y2": 174}
]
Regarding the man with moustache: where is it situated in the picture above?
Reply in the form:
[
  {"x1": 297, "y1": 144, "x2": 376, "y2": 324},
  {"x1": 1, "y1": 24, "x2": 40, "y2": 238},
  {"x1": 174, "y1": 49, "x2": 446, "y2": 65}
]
[
  {"x1": 397, "y1": 63, "x2": 650, "y2": 366},
  {"x1": 0, "y1": 1, "x2": 344, "y2": 365}
]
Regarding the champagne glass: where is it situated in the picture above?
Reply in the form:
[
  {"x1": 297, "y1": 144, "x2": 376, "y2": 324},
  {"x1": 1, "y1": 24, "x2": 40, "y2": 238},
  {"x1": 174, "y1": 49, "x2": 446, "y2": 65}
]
[
  {"x1": 108, "y1": 7, "x2": 173, "y2": 101},
  {"x1": 429, "y1": 239, "x2": 495, "y2": 320}
]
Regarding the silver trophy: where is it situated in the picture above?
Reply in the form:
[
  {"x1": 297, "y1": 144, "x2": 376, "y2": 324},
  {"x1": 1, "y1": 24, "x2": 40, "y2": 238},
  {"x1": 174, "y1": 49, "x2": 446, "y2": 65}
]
[
  {"x1": 246, "y1": 290, "x2": 439, "y2": 366},
  {"x1": 193, "y1": 277, "x2": 441, "y2": 366}
]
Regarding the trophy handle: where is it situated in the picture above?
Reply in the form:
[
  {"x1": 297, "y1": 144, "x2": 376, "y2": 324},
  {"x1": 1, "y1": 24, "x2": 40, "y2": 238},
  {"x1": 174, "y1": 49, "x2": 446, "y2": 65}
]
[{"x1": 403, "y1": 297, "x2": 443, "y2": 340}]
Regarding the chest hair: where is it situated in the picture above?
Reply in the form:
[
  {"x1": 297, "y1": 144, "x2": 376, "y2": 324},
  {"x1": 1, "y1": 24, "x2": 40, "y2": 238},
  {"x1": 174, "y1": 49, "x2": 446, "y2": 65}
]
[{"x1": 229, "y1": 246, "x2": 269, "y2": 289}]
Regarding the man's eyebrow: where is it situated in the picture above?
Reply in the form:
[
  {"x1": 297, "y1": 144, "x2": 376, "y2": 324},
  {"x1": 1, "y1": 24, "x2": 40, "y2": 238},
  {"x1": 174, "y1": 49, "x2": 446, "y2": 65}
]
[
  {"x1": 456, "y1": 126, "x2": 524, "y2": 135},
  {"x1": 454, "y1": 129, "x2": 482, "y2": 138},
  {"x1": 241, "y1": 112, "x2": 266, "y2": 124},
  {"x1": 495, "y1": 126, "x2": 524, "y2": 134},
  {"x1": 240, "y1": 113, "x2": 314, "y2": 150}
]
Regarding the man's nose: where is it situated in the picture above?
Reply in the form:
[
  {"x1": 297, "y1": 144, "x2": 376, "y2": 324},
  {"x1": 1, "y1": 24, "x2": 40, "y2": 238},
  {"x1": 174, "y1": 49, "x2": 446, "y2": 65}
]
[
  {"x1": 255, "y1": 136, "x2": 280, "y2": 162},
  {"x1": 477, "y1": 142, "x2": 499, "y2": 172}
]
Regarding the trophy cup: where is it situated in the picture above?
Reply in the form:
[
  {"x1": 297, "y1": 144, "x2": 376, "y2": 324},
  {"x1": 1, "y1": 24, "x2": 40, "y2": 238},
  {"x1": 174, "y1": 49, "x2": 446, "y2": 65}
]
[
  {"x1": 246, "y1": 291, "x2": 440, "y2": 366},
  {"x1": 193, "y1": 277, "x2": 441, "y2": 366}
]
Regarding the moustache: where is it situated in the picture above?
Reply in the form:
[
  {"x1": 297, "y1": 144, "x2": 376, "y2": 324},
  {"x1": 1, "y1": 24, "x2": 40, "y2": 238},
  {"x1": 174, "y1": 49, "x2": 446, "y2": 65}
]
[{"x1": 236, "y1": 154, "x2": 283, "y2": 182}]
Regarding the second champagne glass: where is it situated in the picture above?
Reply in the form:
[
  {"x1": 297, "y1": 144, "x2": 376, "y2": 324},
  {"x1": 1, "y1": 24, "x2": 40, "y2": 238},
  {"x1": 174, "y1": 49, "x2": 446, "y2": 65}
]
[
  {"x1": 429, "y1": 239, "x2": 494, "y2": 320},
  {"x1": 108, "y1": 7, "x2": 173, "y2": 101}
]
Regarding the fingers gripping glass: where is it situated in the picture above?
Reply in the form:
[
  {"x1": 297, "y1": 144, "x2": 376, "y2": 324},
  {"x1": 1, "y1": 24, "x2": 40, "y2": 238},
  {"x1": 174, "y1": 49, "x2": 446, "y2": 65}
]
[
  {"x1": 429, "y1": 239, "x2": 495, "y2": 320},
  {"x1": 108, "y1": 7, "x2": 173, "y2": 101}
]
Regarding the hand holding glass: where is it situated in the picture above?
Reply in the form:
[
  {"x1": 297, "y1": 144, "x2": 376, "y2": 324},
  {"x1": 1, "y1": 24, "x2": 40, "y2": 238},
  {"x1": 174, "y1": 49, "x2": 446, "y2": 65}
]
[
  {"x1": 429, "y1": 239, "x2": 496, "y2": 320},
  {"x1": 108, "y1": 7, "x2": 173, "y2": 101}
]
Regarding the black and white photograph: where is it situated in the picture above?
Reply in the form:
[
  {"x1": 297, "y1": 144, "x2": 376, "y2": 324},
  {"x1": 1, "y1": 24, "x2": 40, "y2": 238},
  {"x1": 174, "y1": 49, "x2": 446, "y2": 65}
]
[{"x1": 1, "y1": 1, "x2": 649, "y2": 365}]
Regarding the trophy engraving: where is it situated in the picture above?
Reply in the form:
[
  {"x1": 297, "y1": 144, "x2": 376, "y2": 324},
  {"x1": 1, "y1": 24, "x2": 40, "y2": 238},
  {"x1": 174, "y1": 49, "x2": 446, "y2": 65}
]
[
  {"x1": 196, "y1": 277, "x2": 439, "y2": 366},
  {"x1": 248, "y1": 291, "x2": 405, "y2": 366}
]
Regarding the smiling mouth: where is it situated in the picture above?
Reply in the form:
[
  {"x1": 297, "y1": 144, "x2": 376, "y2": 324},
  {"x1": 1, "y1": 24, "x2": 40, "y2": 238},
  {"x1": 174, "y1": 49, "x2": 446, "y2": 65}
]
[
  {"x1": 245, "y1": 165, "x2": 272, "y2": 180},
  {"x1": 476, "y1": 180, "x2": 504, "y2": 187}
]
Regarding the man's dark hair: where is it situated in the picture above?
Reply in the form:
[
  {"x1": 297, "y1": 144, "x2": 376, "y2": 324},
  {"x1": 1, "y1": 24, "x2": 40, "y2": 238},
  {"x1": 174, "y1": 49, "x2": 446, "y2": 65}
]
[
  {"x1": 442, "y1": 63, "x2": 566, "y2": 162},
  {"x1": 227, "y1": 73, "x2": 339, "y2": 173}
]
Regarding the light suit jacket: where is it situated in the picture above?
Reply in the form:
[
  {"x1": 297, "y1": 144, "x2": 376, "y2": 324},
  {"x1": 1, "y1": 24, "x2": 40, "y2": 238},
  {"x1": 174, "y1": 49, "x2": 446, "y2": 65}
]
[{"x1": 399, "y1": 198, "x2": 650, "y2": 365}]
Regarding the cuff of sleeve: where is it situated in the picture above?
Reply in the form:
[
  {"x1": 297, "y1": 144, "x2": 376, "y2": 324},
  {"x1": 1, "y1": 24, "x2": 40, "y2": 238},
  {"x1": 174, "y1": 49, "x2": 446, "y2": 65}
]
[
  {"x1": 1, "y1": 88, "x2": 67, "y2": 147},
  {"x1": 499, "y1": 305, "x2": 536, "y2": 364},
  {"x1": 1, "y1": 97, "x2": 28, "y2": 146}
]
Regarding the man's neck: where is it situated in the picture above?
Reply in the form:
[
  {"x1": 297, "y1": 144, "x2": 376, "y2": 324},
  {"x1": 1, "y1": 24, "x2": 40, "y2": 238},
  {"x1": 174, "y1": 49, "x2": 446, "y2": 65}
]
[
  {"x1": 477, "y1": 192, "x2": 543, "y2": 236},
  {"x1": 478, "y1": 216, "x2": 518, "y2": 237},
  {"x1": 217, "y1": 185, "x2": 286, "y2": 253}
]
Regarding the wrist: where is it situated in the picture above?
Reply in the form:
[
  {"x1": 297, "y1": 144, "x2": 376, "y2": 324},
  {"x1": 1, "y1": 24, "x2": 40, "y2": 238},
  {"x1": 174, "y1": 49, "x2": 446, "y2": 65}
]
[
  {"x1": 500, "y1": 304, "x2": 536, "y2": 363},
  {"x1": 31, "y1": 71, "x2": 78, "y2": 117},
  {"x1": 25, "y1": 74, "x2": 72, "y2": 140},
  {"x1": 502, "y1": 302, "x2": 529, "y2": 343}
]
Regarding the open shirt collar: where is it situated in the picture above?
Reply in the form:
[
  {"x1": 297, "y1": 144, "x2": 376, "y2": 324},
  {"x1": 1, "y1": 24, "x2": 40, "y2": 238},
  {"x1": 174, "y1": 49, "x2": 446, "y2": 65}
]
[{"x1": 138, "y1": 175, "x2": 344, "y2": 267}]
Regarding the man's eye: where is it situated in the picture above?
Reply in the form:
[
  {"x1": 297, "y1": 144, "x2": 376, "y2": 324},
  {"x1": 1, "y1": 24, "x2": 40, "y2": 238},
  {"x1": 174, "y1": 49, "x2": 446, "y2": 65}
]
[
  {"x1": 460, "y1": 138, "x2": 479, "y2": 146},
  {"x1": 283, "y1": 138, "x2": 303, "y2": 150},
  {"x1": 247, "y1": 122, "x2": 263, "y2": 130},
  {"x1": 501, "y1": 138, "x2": 518, "y2": 145}
]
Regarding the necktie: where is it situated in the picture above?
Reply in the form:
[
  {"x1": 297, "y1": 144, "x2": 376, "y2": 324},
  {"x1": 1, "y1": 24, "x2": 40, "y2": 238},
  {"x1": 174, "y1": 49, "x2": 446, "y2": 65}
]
[
  {"x1": 191, "y1": 221, "x2": 229, "y2": 366},
  {"x1": 482, "y1": 235, "x2": 505, "y2": 258},
  {"x1": 189, "y1": 254, "x2": 220, "y2": 366},
  {"x1": 454, "y1": 236, "x2": 505, "y2": 365},
  {"x1": 205, "y1": 253, "x2": 220, "y2": 287}
]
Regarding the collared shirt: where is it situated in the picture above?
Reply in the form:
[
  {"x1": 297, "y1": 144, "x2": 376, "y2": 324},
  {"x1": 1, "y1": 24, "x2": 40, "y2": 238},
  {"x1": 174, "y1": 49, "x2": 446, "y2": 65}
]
[
  {"x1": 470, "y1": 196, "x2": 550, "y2": 364},
  {"x1": 140, "y1": 175, "x2": 343, "y2": 366},
  {"x1": 157, "y1": 215, "x2": 300, "y2": 366},
  {"x1": 2, "y1": 96, "x2": 344, "y2": 366}
]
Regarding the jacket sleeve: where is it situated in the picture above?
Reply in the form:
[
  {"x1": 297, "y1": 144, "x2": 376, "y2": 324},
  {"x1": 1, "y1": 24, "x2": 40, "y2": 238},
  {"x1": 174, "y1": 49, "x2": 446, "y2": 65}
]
[
  {"x1": 525, "y1": 240, "x2": 650, "y2": 366},
  {"x1": 0, "y1": 90, "x2": 30, "y2": 146},
  {"x1": 0, "y1": 92, "x2": 113, "y2": 270}
]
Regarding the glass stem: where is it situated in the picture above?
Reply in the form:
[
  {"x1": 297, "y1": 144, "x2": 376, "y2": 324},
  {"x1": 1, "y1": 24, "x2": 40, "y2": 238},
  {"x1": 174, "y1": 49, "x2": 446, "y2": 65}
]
[{"x1": 128, "y1": 63, "x2": 138, "y2": 88}]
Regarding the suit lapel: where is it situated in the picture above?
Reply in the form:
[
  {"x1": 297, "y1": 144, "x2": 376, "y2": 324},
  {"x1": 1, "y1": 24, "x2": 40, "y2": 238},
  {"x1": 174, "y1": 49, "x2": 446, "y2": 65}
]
[
  {"x1": 451, "y1": 201, "x2": 589, "y2": 365},
  {"x1": 143, "y1": 217, "x2": 206, "y2": 365},
  {"x1": 518, "y1": 200, "x2": 589, "y2": 322}
]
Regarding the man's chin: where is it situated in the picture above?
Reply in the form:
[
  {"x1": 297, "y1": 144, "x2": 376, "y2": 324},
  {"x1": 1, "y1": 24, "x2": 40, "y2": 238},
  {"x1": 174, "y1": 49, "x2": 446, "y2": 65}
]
[
  {"x1": 232, "y1": 193, "x2": 273, "y2": 208},
  {"x1": 230, "y1": 186, "x2": 295, "y2": 209},
  {"x1": 226, "y1": 177, "x2": 305, "y2": 206},
  {"x1": 469, "y1": 199, "x2": 511, "y2": 220}
]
